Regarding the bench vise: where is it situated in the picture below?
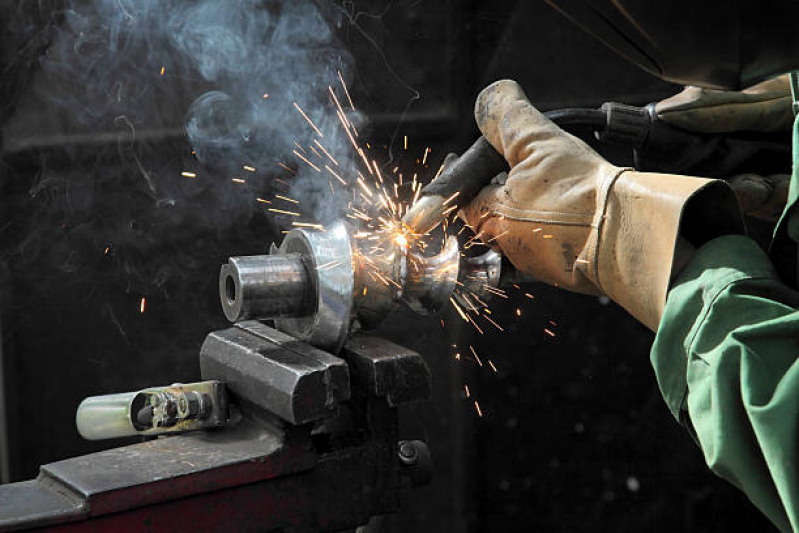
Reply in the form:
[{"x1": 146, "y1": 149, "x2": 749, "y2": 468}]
[{"x1": 0, "y1": 320, "x2": 432, "y2": 532}]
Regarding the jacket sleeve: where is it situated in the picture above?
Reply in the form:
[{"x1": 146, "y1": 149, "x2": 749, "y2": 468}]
[{"x1": 651, "y1": 234, "x2": 799, "y2": 533}]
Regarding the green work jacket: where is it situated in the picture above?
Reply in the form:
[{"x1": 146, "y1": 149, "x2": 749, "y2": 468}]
[{"x1": 652, "y1": 116, "x2": 799, "y2": 532}]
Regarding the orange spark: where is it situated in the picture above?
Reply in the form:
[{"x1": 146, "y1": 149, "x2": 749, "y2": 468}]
[
  {"x1": 314, "y1": 139, "x2": 339, "y2": 166},
  {"x1": 277, "y1": 162, "x2": 296, "y2": 175},
  {"x1": 325, "y1": 165, "x2": 347, "y2": 185},
  {"x1": 443, "y1": 191, "x2": 460, "y2": 206},
  {"x1": 268, "y1": 208, "x2": 300, "y2": 217},
  {"x1": 293, "y1": 102, "x2": 324, "y2": 138},
  {"x1": 469, "y1": 345, "x2": 483, "y2": 367},
  {"x1": 338, "y1": 70, "x2": 355, "y2": 110},
  {"x1": 294, "y1": 149, "x2": 321, "y2": 172}
]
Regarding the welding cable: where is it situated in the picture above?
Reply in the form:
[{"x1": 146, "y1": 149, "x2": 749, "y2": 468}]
[{"x1": 544, "y1": 108, "x2": 607, "y2": 130}]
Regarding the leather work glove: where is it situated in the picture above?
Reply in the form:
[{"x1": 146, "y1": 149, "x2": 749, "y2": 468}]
[
  {"x1": 656, "y1": 75, "x2": 793, "y2": 221},
  {"x1": 655, "y1": 74, "x2": 794, "y2": 134},
  {"x1": 728, "y1": 173, "x2": 790, "y2": 222},
  {"x1": 459, "y1": 80, "x2": 744, "y2": 331}
]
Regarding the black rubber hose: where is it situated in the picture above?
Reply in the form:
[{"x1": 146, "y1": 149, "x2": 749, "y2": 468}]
[{"x1": 545, "y1": 108, "x2": 607, "y2": 129}]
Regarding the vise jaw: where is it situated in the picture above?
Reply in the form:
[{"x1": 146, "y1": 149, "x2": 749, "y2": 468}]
[{"x1": 0, "y1": 324, "x2": 432, "y2": 533}]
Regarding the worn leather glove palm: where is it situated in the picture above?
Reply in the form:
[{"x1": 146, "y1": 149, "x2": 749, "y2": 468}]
[{"x1": 460, "y1": 80, "x2": 744, "y2": 331}]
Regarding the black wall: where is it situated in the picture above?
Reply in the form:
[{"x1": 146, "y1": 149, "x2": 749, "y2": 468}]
[{"x1": 0, "y1": 1, "x2": 777, "y2": 531}]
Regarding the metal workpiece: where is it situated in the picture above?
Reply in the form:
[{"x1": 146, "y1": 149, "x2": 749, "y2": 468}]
[
  {"x1": 75, "y1": 381, "x2": 229, "y2": 441},
  {"x1": 221, "y1": 221, "x2": 354, "y2": 353},
  {"x1": 220, "y1": 253, "x2": 314, "y2": 323},
  {"x1": 273, "y1": 221, "x2": 355, "y2": 353},
  {"x1": 219, "y1": 220, "x2": 470, "y2": 351},
  {"x1": 199, "y1": 321, "x2": 350, "y2": 425},
  {"x1": 457, "y1": 249, "x2": 502, "y2": 304},
  {"x1": 351, "y1": 236, "x2": 407, "y2": 328},
  {"x1": 342, "y1": 335, "x2": 431, "y2": 406},
  {"x1": 401, "y1": 236, "x2": 459, "y2": 315}
]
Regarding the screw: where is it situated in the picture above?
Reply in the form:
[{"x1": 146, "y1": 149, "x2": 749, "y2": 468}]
[{"x1": 398, "y1": 441, "x2": 418, "y2": 465}]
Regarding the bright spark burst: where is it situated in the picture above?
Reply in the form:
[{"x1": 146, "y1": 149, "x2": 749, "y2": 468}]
[{"x1": 202, "y1": 72, "x2": 551, "y2": 421}]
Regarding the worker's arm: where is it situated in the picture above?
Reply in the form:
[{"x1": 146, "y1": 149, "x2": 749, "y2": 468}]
[{"x1": 652, "y1": 234, "x2": 799, "y2": 533}]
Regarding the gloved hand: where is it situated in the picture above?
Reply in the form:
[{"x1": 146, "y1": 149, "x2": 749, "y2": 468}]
[
  {"x1": 655, "y1": 74, "x2": 794, "y2": 134},
  {"x1": 459, "y1": 80, "x2": 744, "y2": 331},
  {"x1": 655, "y1": 75, "x2": 793, "y2": 221}
]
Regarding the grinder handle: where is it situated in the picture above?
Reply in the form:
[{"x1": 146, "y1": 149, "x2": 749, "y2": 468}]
[
  {"x1": 401, "y1": 104, "x2": 652, "y2": 235},
  {"x1": 401, "y1": 136, "x2": 507, "y2": 235}
]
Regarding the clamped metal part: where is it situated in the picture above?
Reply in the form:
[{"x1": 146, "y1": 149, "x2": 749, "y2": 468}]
[
  {"x1": 220, "y1": 221, "x2": 466, "y2": 352},
  {"x1": 75, "y1": 381, "x2": 230, "y2": 440},
  {"x1": 221, "y1": 221, "x2": 355, "y2": 353}
]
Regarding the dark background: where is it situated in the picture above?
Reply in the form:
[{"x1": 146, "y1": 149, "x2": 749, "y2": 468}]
[{"x1": 0, "y1": 1, "x2": 779, "y2": 531}]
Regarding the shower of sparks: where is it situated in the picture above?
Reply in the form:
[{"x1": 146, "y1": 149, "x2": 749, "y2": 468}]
[{"x1": 190, "y1": 72, "x2": 554, "y2": 421}]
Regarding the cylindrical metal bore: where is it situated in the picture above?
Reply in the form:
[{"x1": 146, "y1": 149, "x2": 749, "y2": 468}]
[{"x1": 219, "y1": 253, "x2": 315, "y2": 322}]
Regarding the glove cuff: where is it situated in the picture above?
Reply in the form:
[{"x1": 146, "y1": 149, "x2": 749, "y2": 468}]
[{"x1": 578, "y1": 169, "x2": 745, "y2": 330}]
